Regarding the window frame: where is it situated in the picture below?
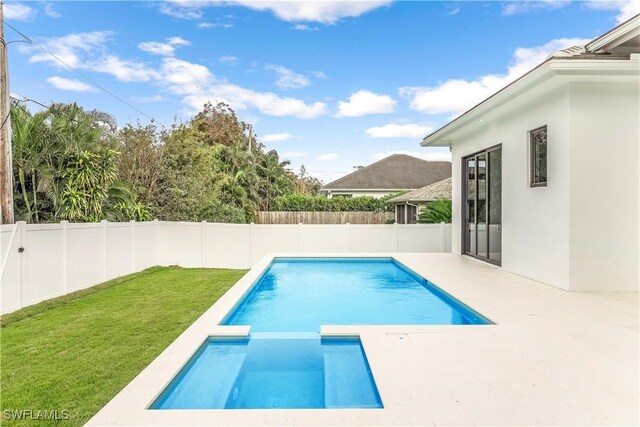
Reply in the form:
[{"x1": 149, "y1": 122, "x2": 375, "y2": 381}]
[{"x1": 529, "y1": 125, "x2": 548, "y2": 188}]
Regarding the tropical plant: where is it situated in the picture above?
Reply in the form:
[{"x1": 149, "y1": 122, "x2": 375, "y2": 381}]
[
  {"x1": 417, "y1": 199, "x2": 452, "y2": 223},
  {"x1": 11, "y1": 103, "x2": 150, "y2": 223}
]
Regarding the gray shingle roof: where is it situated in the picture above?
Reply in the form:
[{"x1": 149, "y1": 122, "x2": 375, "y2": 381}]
[
  {"x1": 321, "y1": 154, "x2": 451, "y2": 191},
  {"x1": 386, "y1": 177, "x2": 452, "y2": 203}
]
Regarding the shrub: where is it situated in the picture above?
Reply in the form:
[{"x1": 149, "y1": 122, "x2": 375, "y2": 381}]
[
  {"x1": 417, "y1": 199, "x2": 452, "y2": 223},
  {"x1": 273, "y1": 193, "x2": 395, "y2": 212}
]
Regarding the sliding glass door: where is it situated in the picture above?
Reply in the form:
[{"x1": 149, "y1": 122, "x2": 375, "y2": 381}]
[{"x1": 463, "y1": 146, "x2": 501, "y2": 265}]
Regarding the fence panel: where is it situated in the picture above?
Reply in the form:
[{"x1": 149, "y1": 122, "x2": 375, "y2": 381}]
[
  {"x1": 1, "y1": 224, "x2": 21, "y2": 313},
  {"x1": 0, "y1": 221, "x2": 451, "y2": 315},
  {"x1": 67, "y1": 223, "x2": 105, "y2": 292},
  {"x1": 204, "y1": 224, "x2": 251, "y2": 269},
  {"x1": 252, "y1": 225, "x2": 299, "y2": 264},
  {"x1": 22, "y1": 224, "x2": 65, "y2": 306},
  {"x1": 397, "y1": 224, "x2": 445, "y2": 252},
  {"x1": 105, "y1": 222, "x2": 135, "y2": 280},
  {"x1": 157, "y1": 222, "x2": 202, "y2": 267},
  {"x1": 134, "y1": 222, "x2": 157, "y2": 270},
  {"x1": 348, "y1": 225, "x2": 396, "y2": 252},
  {"x1": 299, "y1": 225, "x2": 348, "y2": 253}
]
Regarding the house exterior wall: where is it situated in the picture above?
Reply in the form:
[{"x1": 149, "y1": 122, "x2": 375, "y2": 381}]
[
  {"x1": 449, "y1": 77, "x2": 639, "y2": 292},
  {"x1": 451, "y1": 86, "x2": 572, "y2": 290},
  {"x1": 568, "y1": 80, "x2": 639, "y2": 291}
]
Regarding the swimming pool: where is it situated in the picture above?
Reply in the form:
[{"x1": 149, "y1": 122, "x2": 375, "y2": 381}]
[
  {"x1": 223, "y1": 258, "x2": 491, "y2": 332},
  {"x1": 152, "y1": 335, "x2": 382, "y2": 410},
  {"x1": 152, "y1": 257, "x2": 490, "y2": 410}
]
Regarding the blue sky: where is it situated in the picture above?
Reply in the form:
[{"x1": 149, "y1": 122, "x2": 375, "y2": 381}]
[{"x1": 4, "y1": 0, "x2": 638, "y2": 183}]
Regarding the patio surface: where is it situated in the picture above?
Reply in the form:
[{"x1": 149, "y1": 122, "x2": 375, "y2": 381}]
[{"x1": 87, "y1": 253, "x2": 639, "y2": 426}]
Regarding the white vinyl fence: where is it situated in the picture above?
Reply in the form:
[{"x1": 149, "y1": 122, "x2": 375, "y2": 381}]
[{"x1": 0, "y1": 220, "x2": 451, "y2": 315}]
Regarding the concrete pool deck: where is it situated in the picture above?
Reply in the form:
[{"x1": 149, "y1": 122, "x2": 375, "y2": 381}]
[{"x1": 86, "y1": 253, "x2": 639, "y2": 426}]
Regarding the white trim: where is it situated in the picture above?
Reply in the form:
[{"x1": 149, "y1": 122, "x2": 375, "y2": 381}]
[
  {"x1": 421, "y1": 57, "x2": 639, "y2": 147},
  {"x1": 586, "y1": 14, "x2": 640, "y2": 53}
]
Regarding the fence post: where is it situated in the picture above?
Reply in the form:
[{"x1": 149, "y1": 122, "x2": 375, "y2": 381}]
[
  {"x1": 101, "y1": 220, "x2": 108, "y2": 280},
  {"x1": 345, "y1": 223, "x2": 350, "y2": 252},
  {"x1": 440, "y1": 222, "x2": 446, "y2": 252},
  {"x1": 153, "y1": 219, "x2": 159, "y2": 266},
  {"x1": 130, "y1": 220, "x2": 136, "y2": 273},
  {"x1": 201, "y1": 221, "x2": 207, "y2": 267},
  {"x1": 393, "y1": 222, "x2": 399, "y2": 252},
  {"x1": 249, "y1": 222, "x2": 255, "y2": 267},
  {"x1": 61, "y1": 221, "x2": 68, "y2": 293}
]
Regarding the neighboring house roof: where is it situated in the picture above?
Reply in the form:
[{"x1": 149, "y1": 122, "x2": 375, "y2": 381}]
[
  {"x1": 386, "y1": 177, "x2": 452, "y2": 204},
  {"x1": 321, "y1": 154, "x2": 451, "y2": 191},
  {"x1": 422, "y1": 13, "x2": 640, "y2": 147}
]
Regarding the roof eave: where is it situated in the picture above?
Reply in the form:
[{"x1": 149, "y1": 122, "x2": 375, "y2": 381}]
[
  {"x1": 586, "y1": 14, "x2": 640, "y2": 53},
  {"x1": 421, "y1": 57, "x2": 639, "y2": 147}
]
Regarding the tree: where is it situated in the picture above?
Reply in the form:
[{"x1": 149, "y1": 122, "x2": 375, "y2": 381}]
[
  {"x1": 417, "y1": 199, "x2": 452, "y2": 223},
  {"x1": 116, "y1": 122, "x2": 162, "y2": 211},
  {"x1": 292, "y1": 165, "x2": 322, "y2": 195},
  {"x1": 11, "y1": 103, "x2": 150, "y2": 223}
]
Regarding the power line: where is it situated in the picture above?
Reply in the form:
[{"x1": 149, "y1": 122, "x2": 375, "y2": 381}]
[{"x1": 3, "y1": 20, "x2": 157, "y2": 123}]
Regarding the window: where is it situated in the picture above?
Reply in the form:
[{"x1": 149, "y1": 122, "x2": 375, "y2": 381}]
[
  {"x1": 396, "y1": 205, "x2": 406, "y2": 224},
  {"x1": 530, "y1": 126, "x2": 547, "y2": 187},
  {"x1": 407, "y1": 205, "x2": 417, "y2": 224}
]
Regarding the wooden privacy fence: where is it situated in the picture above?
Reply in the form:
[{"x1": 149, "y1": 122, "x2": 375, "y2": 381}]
[{"x1": 257, "y1": 211, "x2": 394, "y2": 224}]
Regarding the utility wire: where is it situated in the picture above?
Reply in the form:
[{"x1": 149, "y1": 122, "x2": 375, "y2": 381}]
[{"x1": 3, "y1": 20, "x2": 156, "y2": 122}]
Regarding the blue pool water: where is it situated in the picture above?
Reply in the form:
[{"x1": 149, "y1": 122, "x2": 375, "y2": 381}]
[
  {"x1": 153, "y1": 258, "x2": 490, "y2": 410},
  {"x1": 152, "y1": 336, "x2": 382, "y2": 409},
  {"x1": 223, "y1": 258, "x2": 491, "y2": 332}
]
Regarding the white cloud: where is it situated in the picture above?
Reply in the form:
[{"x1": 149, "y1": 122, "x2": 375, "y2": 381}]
[
  {"x1": 131, "y1": 95, "x2": 165, "y2": 103},
  {"x1": 446, "y1": 6, "x2": 461, "y2": 16},
  {"x1": 502, "y1": 0, "x2": 570, "y2": 15},
  {"x1": 266, "y1": 65, "x2": 311, "y2": 89},
  {"x1": 292, "y1": 24, "x2": 319, "y2": 31},
  {"x1": 219, "y1": 55, "x2": 239, "y2": 65},
  {"x1": 336, "y1": 90, "x2": 396, "y2": 117},
  {"x1": 586, "y1": 0, "x2": 640, "y2": 24},
  {"x1": 167, "y1": 36, "x2": 191, "y2": 46},
  {"x1": 280, "y1": 151, "x2": 308, "y2": 158},
  {"x1": 46, "y1": 76, "x2": 97, "y2": 92},
  {"x1": 4, "y1": 3, "x2": 36, "y2": 21},
  {"x1": 400, "y1": 37, "x2": 590, "y2": 117},
  {"x1": 316, "y1": 153, "x2": 339, "y2": 161},
  {"x1": 310, "y1": 71, "x2": 327, "y2": 79},
  {"x1": 198, "y1": 22, "x2": 233, "y2": 28},
  {"x1": 24, "y1": 31, "x2": 112, "y2": 69},
  {"x1": 91, "y1": 55, "x2": 159, "y2": 82},
  {"x1": 138, "y1": 37, "x2": 191, "y2": 56},
  {"x1": 161, "y1": 0, "x2": 391, "y2": 24},
  {"x1": 372, "y1": 150, "x2": 452, "y2": 162},
  {"x1": 22, "y1": 31, "x2": 328, "y2": 120},
  {"x1": 44, "y1": 3, "x2": 62, "y2": 18},
  {"x1": 262, "y1": 132, "x2": 292, "y2": 142},
  {"x1": 366, "y1": 124, "x2": 433, "y2": 139},
  {"x1": 159, "y1": 2, "x2": 203, "y2": 19},
  {"x1": 181, "y1": 83, "x2": 329, "y2": 119}
]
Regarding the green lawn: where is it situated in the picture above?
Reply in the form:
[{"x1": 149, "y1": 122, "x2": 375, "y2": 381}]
[{"x1": 0, "y1": 267, "x2": 246, "y2": 427}]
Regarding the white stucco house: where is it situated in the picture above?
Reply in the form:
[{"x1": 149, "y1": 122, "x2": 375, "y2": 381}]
[{"x1": 421, "y1": 15, "x2": 639, "y2": 292}]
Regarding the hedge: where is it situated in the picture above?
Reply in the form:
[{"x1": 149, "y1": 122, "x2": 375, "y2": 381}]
[{"x1": 272, "y1": 193, "x2": 404, "y2": 212}]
